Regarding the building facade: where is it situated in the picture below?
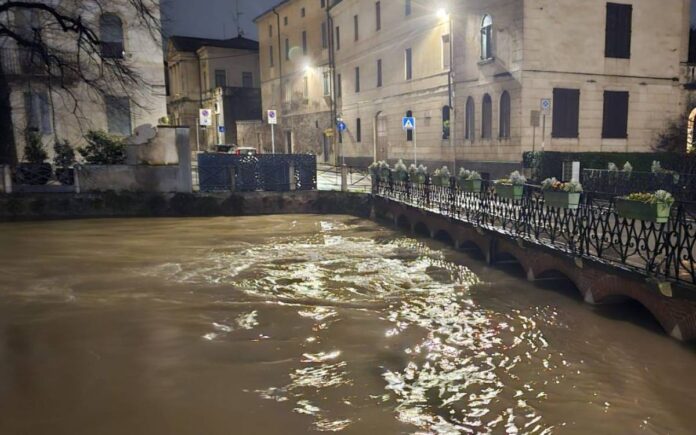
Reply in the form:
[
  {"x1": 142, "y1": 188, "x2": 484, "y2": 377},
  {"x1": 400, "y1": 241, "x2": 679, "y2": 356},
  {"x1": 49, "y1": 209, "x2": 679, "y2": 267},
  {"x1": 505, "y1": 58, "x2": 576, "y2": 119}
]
[
  {"x1": 0, "y1": 0, "x2": 167, "y2": 163},
  {"x1": 255, "y1": 0, "x2": 336, "y2": 161},
  {"x1": 257, "y1": 0, "x2": 695, "y2": 176},
  {"x1": 166, "y1": 36, "x2": 261, "y2": 150}
]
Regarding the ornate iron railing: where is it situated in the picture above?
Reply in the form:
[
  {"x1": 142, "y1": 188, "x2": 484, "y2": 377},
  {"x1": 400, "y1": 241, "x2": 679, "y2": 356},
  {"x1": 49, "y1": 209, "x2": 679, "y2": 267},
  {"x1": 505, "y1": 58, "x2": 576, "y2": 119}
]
[
  {"x1": 373, "y1": 175, "x2": 696, "y2": 289},
  {"x1": 582, "y1": 169, "x2": 696, "y2": 201}
]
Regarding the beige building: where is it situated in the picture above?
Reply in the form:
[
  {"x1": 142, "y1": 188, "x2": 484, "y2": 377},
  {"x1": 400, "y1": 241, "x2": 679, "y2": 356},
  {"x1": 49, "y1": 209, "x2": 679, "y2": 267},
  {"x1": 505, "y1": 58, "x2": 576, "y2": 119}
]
[
  {"x1": 1, "y1": 0, "x2": 167, "y2": 163},
  {"x1": 257, "y1": 0, "x2": 695, "y2": 176},
  {"x1": 166, "y1": 36, "x2": 261, "y2": 149},
  {"x1": 254, "y1": 0, "x2": 335, "y2": 161}
]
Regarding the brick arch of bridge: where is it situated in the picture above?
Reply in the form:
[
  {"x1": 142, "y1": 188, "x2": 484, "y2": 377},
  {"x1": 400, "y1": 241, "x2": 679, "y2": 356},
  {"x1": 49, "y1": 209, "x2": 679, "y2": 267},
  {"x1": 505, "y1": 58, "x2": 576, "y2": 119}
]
[{"x1": 374, "y1": 198, "x2": 696, "y2": 341}]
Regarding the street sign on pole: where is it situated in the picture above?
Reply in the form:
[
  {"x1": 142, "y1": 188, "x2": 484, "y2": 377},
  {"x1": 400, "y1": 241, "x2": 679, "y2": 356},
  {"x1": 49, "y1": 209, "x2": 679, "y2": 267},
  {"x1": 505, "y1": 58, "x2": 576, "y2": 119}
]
[
  {"x1": 267, "y1": 110, "x2": 277, "y2": 154},
  {"x1": 199, "y1": 109, "x2": 212, "y2": 126},
  {"x1": 267, "y1": 110, "x2": 277, "y2": 124},
  {"x1": 541, "y1": 98, "x2": 552, "y2": 115},
  {"x1": 402, "y1": 117, "x2": 416, "y2": 130},
  {"x1": 337, "y1": 120, "x2": 347, "y2": 132},
  {"x1": 218, "y1": 125, "x2": 226, "y2": 133}
]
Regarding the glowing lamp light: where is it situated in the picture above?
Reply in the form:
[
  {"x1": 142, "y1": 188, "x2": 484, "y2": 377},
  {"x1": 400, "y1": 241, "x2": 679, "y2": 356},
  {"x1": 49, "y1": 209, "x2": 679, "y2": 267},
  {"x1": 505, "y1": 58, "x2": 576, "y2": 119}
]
[{"x1": 436, "y1": 8, "x2": 449, "y2": 20}]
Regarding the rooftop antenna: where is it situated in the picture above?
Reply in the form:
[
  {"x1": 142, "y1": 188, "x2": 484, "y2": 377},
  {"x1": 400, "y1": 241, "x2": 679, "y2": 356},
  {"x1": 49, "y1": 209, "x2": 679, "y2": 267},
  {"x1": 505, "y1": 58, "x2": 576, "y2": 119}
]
[{"x1": 234, "y1": 0, "x2": 244, "y2": 37}]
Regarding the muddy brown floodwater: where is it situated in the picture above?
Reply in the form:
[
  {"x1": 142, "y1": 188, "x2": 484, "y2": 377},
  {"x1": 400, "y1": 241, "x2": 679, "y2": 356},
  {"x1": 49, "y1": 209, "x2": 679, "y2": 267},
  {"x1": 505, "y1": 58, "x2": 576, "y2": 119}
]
[{"x1": 0, "y1": 215, "x2": 695, "y2": 435}]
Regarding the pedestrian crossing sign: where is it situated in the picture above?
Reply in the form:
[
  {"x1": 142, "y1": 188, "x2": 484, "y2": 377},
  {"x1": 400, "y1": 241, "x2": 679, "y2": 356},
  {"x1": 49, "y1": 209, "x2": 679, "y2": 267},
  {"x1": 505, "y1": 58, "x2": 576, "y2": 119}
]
[{"x1": 402, "y1": 117, "x2": 416, "y2": 130}]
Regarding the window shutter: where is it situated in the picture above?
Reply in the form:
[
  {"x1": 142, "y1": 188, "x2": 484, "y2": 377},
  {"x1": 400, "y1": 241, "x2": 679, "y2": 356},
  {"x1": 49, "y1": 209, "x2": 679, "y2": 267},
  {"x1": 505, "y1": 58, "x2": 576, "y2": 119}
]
[
  {"x1": 602, "y1": 91, "x2": 629, "y2": 139},
  {"x1": 605, "y1": 3, "x2": 632, "y2": 59},
  {"x1": 552, "y1": 88, "x2": 580, "y2": 138}
]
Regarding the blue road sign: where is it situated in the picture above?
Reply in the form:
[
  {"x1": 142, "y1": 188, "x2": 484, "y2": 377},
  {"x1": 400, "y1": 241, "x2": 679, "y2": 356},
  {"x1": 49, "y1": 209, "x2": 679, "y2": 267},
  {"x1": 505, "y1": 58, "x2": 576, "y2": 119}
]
[
  {"x1": 337, "y1": 121, "x2": 347, "y2": 132},
  {"x1": 218, "y1": 125, "x2": 226, "y2": 133},
  {"x1": 402, "y1": 117, "x2": 416, "y2": 130}
]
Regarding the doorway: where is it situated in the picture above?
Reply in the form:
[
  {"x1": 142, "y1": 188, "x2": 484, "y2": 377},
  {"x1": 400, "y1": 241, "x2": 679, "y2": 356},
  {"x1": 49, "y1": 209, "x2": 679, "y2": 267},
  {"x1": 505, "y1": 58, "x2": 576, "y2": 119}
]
[{"x1": 374, "y1": 111, "x2": 388, "y2": 162}]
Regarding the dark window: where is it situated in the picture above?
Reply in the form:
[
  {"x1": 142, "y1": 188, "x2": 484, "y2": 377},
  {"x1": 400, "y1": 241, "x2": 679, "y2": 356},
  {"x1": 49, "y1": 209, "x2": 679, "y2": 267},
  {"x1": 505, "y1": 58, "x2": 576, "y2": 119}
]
[
  {"x1": 301, "y1": 7, "x2": 305, "y2": 17},
  {"x1": 481, "y1": 15, "x2": 493, "y2": 60},
  {"x1": 24, "y1": 91, "x2": 52, "y2": 134},
  {"x1": 284, "y1": 16, "x2": 288, "y2": 26},
  {"x1": 356, "y1": 118, "x2": 362, "y2": 142},
  {"x1": 499, "y1": 91, "x2": 511, "y2": 138},
  {"x1": 321, "y1": 0, "x2": 326, "y2": 7},
  {"x1": 605, "y1": 3, "x2": 632, "y2": 59},
  {"x1": 336, "y1": 26, "x2": 341, "y2": 50},
  {"x1": 105, "y1": 96, "x2": 132, "y2": 136},
  {"x1": 481, "y1": 94, "x2": 492, "y2": 139},
  {"x1": 285, "y1": 38, "x2": 290, "y2": 60},
  {"x1": 354, "y1": 15, "x2": 359, "y2": 41},
  {"x1": 100, "y1": 14, "x2": 124, "y2": 59},
  {"x1": 690, "y1": 27, "x2": 696, "y2": 64},
  {"x1": 602, "y1": 91, "x2": 629, "y2": 138},
  {"x1": 405, "y1": 0, "x2": 412, "y2": 16},
  {"x1": 405, "y1": 48, "x2": 412, "y2": 80},
  {"x1": 269, "y1": 45, "x2": 274, "y2": 67},
  {"x1": 302, "y1": 31, "x2": 307, "y2": 55},
  {"x1": 215, "y1": 69, "x2": 226, "y2": 88},
  {"x1": 406, "y1": 110, "x2": 413, "y2": 141},
  {"x1": 242, "y1": 72, "x2": 253, "y2": 88},
  {"x1": 442, "y1": 105, "x2": 450, "y2": 140},
  {"x1": 355, "y1": 67, "x2": 360, "y2": 92},
  {"x1": 377, "y1": 59, "x2": 382, "y2": 87},
  {"x1": 465, "y1": 97, "x2": 475, "y2": 140},
  {"x1": 269, "y1": 25, "x2": 273, "y2": 38},
  {"x1": 321, "y1": 22, "x2": 328, "y2": 49},
  {"x1": 552, "y1": 88, "x2": 580, "y2": 138},
  {"x1": 337, "y1": 73, "x2": 342, "y2": 97},
  {"x1": 376, "y1": 2, "x2": 381, "y2": 31}
]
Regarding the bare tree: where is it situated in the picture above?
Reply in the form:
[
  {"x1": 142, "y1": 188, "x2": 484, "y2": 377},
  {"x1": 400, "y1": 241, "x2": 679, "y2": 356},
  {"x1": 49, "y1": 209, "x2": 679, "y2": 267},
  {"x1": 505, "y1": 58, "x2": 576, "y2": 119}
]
[{"x1": 0, "y1": 0, "x2": 163, "y2": 164}]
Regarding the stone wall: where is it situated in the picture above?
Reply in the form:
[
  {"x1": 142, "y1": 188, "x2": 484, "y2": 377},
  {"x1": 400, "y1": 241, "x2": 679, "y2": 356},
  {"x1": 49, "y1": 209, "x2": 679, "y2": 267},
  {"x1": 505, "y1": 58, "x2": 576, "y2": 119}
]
[{"x1": 0, "y1": 191, "x2": 372, "y2": 222}]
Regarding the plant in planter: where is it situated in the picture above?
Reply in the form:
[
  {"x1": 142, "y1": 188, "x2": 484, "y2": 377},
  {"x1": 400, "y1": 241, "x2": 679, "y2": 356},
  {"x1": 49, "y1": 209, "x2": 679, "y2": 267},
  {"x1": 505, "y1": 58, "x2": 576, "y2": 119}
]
[
  {"x1": 15, "y1": 130, "x2": 52, "y2": 185},
  {"x1": 457, "y1": 168, "x2": 483, "y2": 193},
  {"x1": 623, "y1": 161, "x2": 633, "y2": 174},
  {"x1": 53, "y1": 140, "x2": 76, "y2": 185},
  {"x1": 408, "y1": 164, "x2": 428, "y2": 184},
  {"x1": 393, "y1": 159, "x2": 408, "y2": 182},
  {"x1": 78, "y1": 130, "x2": 126, "y2": 165},
  {"x1": 541, "y1": 177, "x2": 583, "y2": 209},
  {"x1": 494, "y1": 170, "x2": 527, "y2": 200},
  {"x1": 432, "y1": 166, "x2": 451, "y2": 187},
  {"x1": 652, "y1": 160, "x2": 680, "y2": 184},
  {"x1": 615, "y1": 190, "x2": 675, "y2": 223}
]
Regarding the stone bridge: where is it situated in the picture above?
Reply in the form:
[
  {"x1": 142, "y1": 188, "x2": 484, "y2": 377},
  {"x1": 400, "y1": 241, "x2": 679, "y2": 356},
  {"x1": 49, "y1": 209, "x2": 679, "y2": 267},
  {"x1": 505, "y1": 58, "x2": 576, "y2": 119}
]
[{"x1": 373, "y1": 197, "x2": 696, "y2": 342}]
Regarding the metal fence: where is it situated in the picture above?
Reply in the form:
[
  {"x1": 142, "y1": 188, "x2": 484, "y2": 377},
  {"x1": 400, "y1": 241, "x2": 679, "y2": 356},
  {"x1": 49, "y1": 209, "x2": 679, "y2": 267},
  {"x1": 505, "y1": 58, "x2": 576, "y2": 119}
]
[
  {"x1": 197, "y1": 153, "x2": 317, "y2": 192},
  {"x1": 582, "y1": 169, "x2": 696, "y2": 201},
  {"x1": 374, "y1": 174, "x2": 696, "y2": 289}
]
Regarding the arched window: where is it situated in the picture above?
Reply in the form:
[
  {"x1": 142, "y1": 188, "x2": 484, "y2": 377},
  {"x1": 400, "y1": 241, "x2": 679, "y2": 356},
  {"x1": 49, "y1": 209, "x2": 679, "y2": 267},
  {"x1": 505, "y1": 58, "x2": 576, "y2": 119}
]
[
  {"x1": 482, "y1": 94, "x2": 492, "y2": 139},
  {"x1": 442, "y1": 105, "x2": 450, "y2": 140},
  {"x1": 100, "y1": 14, "x2": 124, "y2": 59},
  {"x1": 465, "y1": 97, "x2": 475, "y2": 141},
  {"x1": 499, "y1": 91, "x2": 511, "y2": 139},
  {"x1": 406, "y1": 110, "x2": 413, "y2": 141},
  {"x1": 481, "y1": 15, "x2": 493, "y2": 60}
]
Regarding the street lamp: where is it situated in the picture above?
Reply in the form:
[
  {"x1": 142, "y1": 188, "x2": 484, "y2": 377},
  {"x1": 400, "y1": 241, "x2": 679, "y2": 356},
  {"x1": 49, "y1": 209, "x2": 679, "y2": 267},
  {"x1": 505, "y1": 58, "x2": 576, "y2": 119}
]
[{"x1": 435, "y1": 7, "x2": 456, "y2": 172}]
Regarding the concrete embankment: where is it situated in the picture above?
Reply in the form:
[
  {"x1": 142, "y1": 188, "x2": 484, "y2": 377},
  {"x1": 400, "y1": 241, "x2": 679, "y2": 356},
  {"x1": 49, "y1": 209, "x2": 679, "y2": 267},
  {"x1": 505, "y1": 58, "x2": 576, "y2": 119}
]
[{"x1": 0, "y1": 191, "x2": 372, "y2": 222}]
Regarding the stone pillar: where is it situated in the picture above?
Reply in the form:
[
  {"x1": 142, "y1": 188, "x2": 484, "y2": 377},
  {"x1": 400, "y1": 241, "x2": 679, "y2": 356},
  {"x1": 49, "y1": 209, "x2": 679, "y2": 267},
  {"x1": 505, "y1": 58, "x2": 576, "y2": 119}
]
[
  {"x1": 289, "y1": 162, "x2": 296, "y2": 191},
  {"x1": 341, "y1": 164, "x2": 348, "y2": 192}
]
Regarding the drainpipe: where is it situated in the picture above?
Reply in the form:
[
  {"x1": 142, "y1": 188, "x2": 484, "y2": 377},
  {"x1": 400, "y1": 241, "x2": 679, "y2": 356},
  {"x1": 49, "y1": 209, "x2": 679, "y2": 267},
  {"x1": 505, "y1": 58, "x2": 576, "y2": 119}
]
[
  {"x1": 327, "y1": 2, "x2": 339, "y2": 166},
  {"x1": 273, "y1": 8, "x2": 283, "y2": 151}
]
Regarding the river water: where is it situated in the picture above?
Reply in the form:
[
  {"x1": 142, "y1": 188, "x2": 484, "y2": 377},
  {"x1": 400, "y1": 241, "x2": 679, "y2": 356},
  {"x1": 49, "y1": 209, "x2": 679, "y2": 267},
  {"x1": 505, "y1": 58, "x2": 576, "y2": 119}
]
[{"x1": 0, "y1": 215, "x2": 694, "y2": 435}]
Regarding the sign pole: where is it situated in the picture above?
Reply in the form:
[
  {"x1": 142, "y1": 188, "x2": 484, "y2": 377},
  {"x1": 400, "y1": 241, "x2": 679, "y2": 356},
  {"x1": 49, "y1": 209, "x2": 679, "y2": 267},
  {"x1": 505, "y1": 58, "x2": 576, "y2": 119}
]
[
  {"x1": 271, "y1": 124, "x2": 275, "y2": 154},
  {"x1": 414, "y1": 127, "x2": 418, "y2": 166},
  {"x1": 196, "y1": 118, "x2": 200, "y2": 152},
  {"x1": 542, "y1": 114, "x2": 546, "y2": 151}
]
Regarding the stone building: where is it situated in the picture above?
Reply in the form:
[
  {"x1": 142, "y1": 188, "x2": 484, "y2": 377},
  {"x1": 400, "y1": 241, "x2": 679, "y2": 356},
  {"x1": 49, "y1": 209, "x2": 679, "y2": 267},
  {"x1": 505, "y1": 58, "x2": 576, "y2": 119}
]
[
  {"x1": 254, "y1": 0, "x2": 336, "y2": 161},
  {"x1": 0, "y1": 0, "x2": 167, "y2": 163},
  {"x1": 257, "y1": 0, "x2": 695, "y2": 176},
  {"x1": 166, "y1": 36, "x2": 261, "y2": 150}
]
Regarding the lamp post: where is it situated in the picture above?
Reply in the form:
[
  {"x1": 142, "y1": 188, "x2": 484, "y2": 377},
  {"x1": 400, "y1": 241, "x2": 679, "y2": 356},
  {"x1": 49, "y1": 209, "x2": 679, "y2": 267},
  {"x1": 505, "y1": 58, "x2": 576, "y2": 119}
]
[{"x1": 437, "y1": 7, "x2": 456, "y2": 174}]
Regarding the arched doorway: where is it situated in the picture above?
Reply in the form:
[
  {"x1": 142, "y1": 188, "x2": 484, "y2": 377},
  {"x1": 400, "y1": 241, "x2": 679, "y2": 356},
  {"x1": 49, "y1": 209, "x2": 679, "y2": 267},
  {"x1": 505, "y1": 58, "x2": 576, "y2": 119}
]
[
  {"x1": 688, "y1": 108, "x2": 696, "y2": 153},
  {"x1": 374, "y1": 111, "x2": 388, "y2": 161}
]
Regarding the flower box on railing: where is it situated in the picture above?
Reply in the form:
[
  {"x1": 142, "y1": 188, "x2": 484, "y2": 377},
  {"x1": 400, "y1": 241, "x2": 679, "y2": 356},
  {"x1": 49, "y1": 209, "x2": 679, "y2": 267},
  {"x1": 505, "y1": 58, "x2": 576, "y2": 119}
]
[
  {"x1": 543, "y1": 191, "x2": 581, "y2": 210},
  {"x1": 457, "y1": 179, "x2": 482, "y2": 193},
  {"x1": 495, "y1": 183, "x2": 524, "y2": 200},
  {"x1": 393, "y1": 171, "x2": 408, "y2": 182},
  {"x1": 615, "y1": 198, "x2": 672, "y2": 223},
  {"x1": 432, "y1": 176, "x2": 450, "y2": 187},
  {"x1": 411, "y1": 173, "x2": 426, "y2": 184}
]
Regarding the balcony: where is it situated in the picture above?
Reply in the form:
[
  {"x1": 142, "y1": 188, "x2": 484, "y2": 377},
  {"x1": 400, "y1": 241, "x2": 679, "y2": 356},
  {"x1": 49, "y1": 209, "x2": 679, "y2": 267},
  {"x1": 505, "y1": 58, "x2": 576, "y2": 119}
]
[{"x1": 0, "y1": 48, "x2": 49, "y2": 78}]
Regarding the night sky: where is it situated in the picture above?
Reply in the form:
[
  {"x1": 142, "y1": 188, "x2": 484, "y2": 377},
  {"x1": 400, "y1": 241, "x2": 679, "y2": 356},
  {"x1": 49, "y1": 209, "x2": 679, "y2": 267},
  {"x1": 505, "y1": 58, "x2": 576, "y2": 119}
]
[
  {"x1": 162, "y1": 0, "x2": 696, "y2": 42},
  {"x1": 161, "y1": 0, "x2": 278, "y2": 40}
]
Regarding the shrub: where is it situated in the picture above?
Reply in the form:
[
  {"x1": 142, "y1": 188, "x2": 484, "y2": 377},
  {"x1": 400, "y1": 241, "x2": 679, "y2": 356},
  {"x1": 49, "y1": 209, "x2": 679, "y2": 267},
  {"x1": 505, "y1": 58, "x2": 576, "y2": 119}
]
[
  {"x1": 23, "y1": 130, "x2": 47, "y2": 163},
  {"x1": 393, "y1": 159, "x2": 408, "y2": 174},
  {"x1": 53, "y1": 140, "x2": 76, "y2": 168},
  {"x1": 78, "y1": 131, "x2": 126, "y2": 165}
]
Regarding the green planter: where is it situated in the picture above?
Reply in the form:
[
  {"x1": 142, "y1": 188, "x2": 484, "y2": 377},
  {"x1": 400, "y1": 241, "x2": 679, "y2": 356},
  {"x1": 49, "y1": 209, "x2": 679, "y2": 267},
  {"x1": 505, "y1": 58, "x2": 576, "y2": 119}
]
[
  {"x1": 458, "y1": 179, "x2": 482, "y2": 193},
  {"x1": 411, "y1": 173, "x2": 426, "y2": 184},
  {"x1": 394, "y1": 171, "x2": 408, "y2": 182},
  {"x1": 380, "y1": 169, "x2": 391, "y2": 180},
  {"x1": 544, "y1": 191, "x2": 581, "y2": 210},
  {"x1": 432, "y1": 176, "x2": 450, "y2": 187},
  {"x1": 496, "y1": 184, "x2": 524, "y2": 200},
  {"x1": 615, "y1": 198, "x2": 672, "y2": 223}
]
